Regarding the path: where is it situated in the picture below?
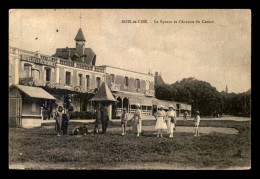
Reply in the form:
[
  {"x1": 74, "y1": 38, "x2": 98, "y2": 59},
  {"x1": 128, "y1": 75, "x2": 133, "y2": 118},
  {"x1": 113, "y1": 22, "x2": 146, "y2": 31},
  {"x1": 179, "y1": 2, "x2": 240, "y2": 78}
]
[
  {"x1": 107, "y1": 126, "x2": 239, "y2": 135},
  {"x1": 42, "y1": 116, "x2": 250, "y2": 124}
]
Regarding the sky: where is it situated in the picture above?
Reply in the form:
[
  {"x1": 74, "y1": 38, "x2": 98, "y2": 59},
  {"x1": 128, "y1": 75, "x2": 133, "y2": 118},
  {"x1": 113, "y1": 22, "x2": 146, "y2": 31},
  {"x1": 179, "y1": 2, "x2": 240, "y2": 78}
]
[{"x1": 9, "y1": 9, "x2": 251, "y2": 93}]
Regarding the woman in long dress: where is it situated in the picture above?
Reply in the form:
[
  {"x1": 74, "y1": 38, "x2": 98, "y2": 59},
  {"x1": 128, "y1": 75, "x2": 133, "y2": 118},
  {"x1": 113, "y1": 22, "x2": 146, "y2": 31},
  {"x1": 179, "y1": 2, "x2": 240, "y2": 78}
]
[
  {"x1": 166, "y1": 105, "x2": 177, "y2": 138},
  {"x1": 54, "y1": 106, "x2": 63, "y2": 136},
  {"x1": 154, "y1": 105, "x2": 167, "y2": 137},
  {"x1": 130, "y1": 104, "x2": 142, "y2": 137}
]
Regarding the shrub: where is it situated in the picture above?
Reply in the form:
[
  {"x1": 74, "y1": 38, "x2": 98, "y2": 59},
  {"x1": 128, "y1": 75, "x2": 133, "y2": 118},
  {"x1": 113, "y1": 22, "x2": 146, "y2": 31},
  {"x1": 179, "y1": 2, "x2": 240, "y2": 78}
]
[{"x1": 68, "y1": 111, "x2": 96, "y2": 120}]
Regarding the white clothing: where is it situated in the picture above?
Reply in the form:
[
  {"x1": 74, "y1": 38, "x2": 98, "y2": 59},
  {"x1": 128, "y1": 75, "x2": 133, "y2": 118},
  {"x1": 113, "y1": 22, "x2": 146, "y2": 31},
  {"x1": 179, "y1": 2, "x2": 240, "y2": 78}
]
[
  {"x1": 195, "y1": 115, "x2": 200, "y2": 126},
  {"x1": 166, "y1": 110, "x2": 176, "y2": 134},
  {"x1": 155, "y1": 117, "x2": 167, "y2": 130}
]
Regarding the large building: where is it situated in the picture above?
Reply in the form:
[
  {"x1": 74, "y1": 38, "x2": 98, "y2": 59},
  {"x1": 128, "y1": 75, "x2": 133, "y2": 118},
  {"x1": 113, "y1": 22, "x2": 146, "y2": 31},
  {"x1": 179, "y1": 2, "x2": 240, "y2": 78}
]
[{"x1": 9, "y1": 28, "x2": 191, "y2": 127}]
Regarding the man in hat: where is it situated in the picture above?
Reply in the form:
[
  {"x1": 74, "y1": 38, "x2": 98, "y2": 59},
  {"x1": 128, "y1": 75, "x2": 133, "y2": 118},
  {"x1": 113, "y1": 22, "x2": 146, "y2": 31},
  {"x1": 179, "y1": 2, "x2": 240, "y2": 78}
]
[
  {"x1": 121, "y1": 107, "x2": 128, "y2": 135},
  {"x1": 166, "y1": 105, "x2": 177, "y2": 138},
  {"x1": 194, "y1": 110, "x2": 200, "y2": 136},
  {"x1": 100, "y1": 102, "x2": 110, "y2": 134}
]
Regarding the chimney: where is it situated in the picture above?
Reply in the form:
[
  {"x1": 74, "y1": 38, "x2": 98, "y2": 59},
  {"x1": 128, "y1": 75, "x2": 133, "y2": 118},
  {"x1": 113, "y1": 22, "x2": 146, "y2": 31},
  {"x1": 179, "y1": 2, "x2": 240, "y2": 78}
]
[{"x1": 68, "y1": 49, "x2": 72, "y2": 61}]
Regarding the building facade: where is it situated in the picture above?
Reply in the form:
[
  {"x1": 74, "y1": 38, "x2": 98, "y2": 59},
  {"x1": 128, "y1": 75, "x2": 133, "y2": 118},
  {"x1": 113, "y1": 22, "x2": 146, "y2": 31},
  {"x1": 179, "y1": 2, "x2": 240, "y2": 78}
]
[{"x1": 9, "y1": 28, "x2": 191, "y2": 122}]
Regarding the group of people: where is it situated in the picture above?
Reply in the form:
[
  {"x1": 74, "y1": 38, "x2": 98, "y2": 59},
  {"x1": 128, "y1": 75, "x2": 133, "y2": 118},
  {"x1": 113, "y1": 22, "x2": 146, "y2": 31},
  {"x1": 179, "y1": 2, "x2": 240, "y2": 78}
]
[
  {"x1": 53, "y1": 101, "x2": 201, "y2": 137},
  {"x1": 54, "y1": 106, "x2": 69, "y2": 136},
  {"x1": 53, "y1": 100, "x2": 74, "y2": 136},
  {"x1": 121, "y1": 104, "x2": 201, "y2": 138}
]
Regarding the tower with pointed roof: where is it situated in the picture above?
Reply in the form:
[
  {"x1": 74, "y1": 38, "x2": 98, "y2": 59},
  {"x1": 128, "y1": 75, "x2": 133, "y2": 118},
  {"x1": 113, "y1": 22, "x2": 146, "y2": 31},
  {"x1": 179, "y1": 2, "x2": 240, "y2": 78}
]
[
  {"x1": 225, "y1": 85, "x2": 228, "y2": 93},
  {"x1": 75, "y1": 28, "x2": 86, "y2": 62}
]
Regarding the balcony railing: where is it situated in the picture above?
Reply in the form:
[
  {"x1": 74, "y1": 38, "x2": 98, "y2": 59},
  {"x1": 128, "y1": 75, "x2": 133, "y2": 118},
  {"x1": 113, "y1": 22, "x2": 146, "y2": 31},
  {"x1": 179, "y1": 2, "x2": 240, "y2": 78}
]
[
  {"x1": 94, "y1": 66, "x2": 105, "y2": 73},
  {"x1": 110, "y1": 83, "x2": 121, "y2": 92},
  {"x1": 74, "y1": 86, "x2": 96, "y2": 94},
  {"x1": 76, "y1": 62, "x2": 93, "y2": 71},
  {"x1": 145, "y1": 89, "x2": 155, "y2": 97},
  {"x1": 11, "y1": 46, "x2": 105, "y2": 73},
  {"x1": 21, "y1": 54, "x2": 56, "y2": 67},
  {"x1": 9, "y1": 47, "x2": 35, "y2": 56},
  {"x1": 60, "y1": 59, "x2": 74, "y2": 67},
  {"x1": 19, "y1": 77, "x2": 34, "y2": 86},
  {"x1": 45, "y1": 81, "x2": 61, "y2": 89}
]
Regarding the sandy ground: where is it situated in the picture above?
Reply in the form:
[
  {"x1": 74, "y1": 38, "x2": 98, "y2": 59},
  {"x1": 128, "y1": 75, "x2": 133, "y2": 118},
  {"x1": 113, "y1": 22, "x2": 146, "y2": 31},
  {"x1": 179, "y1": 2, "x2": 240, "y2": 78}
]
[
  {"x1": 9, "y1": 162, "x2": 250, "y2": 170},
  {"x1": 107, "y1": 126, "x2": 239, "y2": 135},
  {"x1": 42, "y1": 116, "x2": 251, "y2": 124}
]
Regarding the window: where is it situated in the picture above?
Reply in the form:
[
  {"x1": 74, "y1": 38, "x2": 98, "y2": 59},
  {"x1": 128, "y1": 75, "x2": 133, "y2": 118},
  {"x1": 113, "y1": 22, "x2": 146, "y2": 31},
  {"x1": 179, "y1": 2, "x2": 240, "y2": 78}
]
[
  {"x1": 45, "y1": 68, "x2": 51, "y2": 81},
  {"x1": 65, "y1": 72, "x2": 71, "y2": 86},
  {"x1": 24, "y1": 64, "x2": 31, "y2": 77},
  {"x1": 96, "y1": 77, "x2": 101, "y2": 88},
  {"x1": 110, "y1": 74, "x2": 115, "y2": 83},
  {"x1": 32, "y1": 102, "x2": 36, "y2": 112},
  {"x1": 135, "y1": 79, "x2": 140, "y2": 89},
  {"x1": 124, "y1": 77, "x2": 129, "y2": 87},
  {"x1": 146, "y1": 80, "x2": 150, "y2": 90},
  {"x1": 78, "y1": 74, "x2": 83, "y2": 86},
  {"x1": 86, "y1": 75, "x2": 90, "y2": 88}
]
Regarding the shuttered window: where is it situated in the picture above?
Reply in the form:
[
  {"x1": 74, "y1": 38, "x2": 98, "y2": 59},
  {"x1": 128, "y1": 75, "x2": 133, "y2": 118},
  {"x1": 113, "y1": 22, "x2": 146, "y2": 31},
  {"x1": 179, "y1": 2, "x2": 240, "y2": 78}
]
[{"x1": 65, "y1": 72, "x2": 71, "y2": 85}]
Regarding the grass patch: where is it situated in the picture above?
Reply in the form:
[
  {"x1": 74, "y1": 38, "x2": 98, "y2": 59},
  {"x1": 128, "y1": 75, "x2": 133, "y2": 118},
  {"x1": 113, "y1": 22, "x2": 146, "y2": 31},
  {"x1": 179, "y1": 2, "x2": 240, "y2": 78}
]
[{"x1": 9, "y1": 120, "x2": 251, "y2": 169}]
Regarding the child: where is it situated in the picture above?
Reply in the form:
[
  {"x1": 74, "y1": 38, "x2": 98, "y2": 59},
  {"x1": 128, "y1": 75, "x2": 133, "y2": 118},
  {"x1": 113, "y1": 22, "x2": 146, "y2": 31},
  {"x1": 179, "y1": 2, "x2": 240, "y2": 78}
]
[
  {"x1": 154, "y1": 105, "x2": 167, "y2": 137},
  {"x1": 72, "y1": 124, "x2": 89, "y2": 135},
  {"x1": 166, "y1": 105, "x2": 177, "y2": 138},
  {"x1": 121, "y1": 107, "x2": 128, "y2": 135},
  {"x1": 194, "y1": 110, "x2": 200, "y2": 136}
]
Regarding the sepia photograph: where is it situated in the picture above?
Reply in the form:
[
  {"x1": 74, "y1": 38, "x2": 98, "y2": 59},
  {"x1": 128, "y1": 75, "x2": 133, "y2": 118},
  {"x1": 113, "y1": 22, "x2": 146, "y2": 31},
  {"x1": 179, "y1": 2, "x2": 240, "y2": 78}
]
[{"x1": 8, "y1": 9, "x2": 251, "y2": 170}]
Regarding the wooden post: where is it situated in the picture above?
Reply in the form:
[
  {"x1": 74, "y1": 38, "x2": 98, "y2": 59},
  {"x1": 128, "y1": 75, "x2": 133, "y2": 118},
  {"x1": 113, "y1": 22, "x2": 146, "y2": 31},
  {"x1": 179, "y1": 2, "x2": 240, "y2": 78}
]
[
  {"x1": 108, "y1": 103, "x2": 112, "y2": 120},
  {"x1": 41, "y1": 106, "x2": 43, "y2": 125}
]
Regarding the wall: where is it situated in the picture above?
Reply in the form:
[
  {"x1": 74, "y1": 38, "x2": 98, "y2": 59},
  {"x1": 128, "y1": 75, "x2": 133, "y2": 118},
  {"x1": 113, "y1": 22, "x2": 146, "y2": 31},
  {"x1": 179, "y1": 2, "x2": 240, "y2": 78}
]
[
  {"x1": 57, "y1": 64, "x2": 105, "y2": 91},
  {"x1": 9, "y1": 53, "x2": 20, "y2": 85},
  {"x1": 22, "y1": 97, "x2": 41, "y2": 116},
  {"x1": 19, "y1": 60, "x2": 56, "y2": 86},
  {"x1": 105, "y1": 66, "x2": 154, "y2": 95},
  {"x1": 22, "y1": 117, "x2": 42, "y2": 128}
]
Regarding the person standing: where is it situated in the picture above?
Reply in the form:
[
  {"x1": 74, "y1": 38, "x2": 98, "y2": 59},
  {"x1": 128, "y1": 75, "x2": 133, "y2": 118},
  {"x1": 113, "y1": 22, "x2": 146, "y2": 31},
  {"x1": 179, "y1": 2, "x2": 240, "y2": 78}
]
[
  {"x1": 62, "y1": 104, "x2": 73, "y2": 135},
  {"x1": 154, "y1": 105, "x2": 167, "y2": 137},
  {"x1": 194, "y1": 110, "x2": 201, "y2": 136},
  {"x1": 94, "y1": 108, "x2": 101, "y2": 134},
  {"x1": 129, "y1": 104, "x2": 142, "y2": 137},
  {"x1": 166, "y1": 105, "x2": 177, "y2": 138},
  {"x1": 100, "y1": 103, "x2": 109, "y2": 134},
  {"x1": 54, "y1": 106, "x2": 63, "y2": 136},
  {"x1": 184, "y1": 111, "x2": 188, "y2": 121},
  {"x1": 121, "y1": 107, "x2": 128, "y2": 135}
]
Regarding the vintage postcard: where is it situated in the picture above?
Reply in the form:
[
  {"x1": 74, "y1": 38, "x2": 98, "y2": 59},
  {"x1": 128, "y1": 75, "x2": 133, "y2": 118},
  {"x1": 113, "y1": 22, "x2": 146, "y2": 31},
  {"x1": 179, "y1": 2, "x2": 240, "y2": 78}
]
[{"x1": 9, "y1": 9, "x2": 251, "y2": 170}]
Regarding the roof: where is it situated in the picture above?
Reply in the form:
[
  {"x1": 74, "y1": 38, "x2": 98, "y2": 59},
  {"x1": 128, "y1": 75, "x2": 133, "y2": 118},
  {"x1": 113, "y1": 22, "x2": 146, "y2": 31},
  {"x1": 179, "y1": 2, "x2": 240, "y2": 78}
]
[
  {"x1": 113, "y1": 91, "x2": 153, "y2": 106},
  {"x1": 98, "y1": 65, "x2": 154, "y2": 77},
  {"x1": 90, "y1": 82, "x2": 117, "y2": 102},
  {"x1": 74, "y1": 28, "x2": 86, "y2": 41},
  {"x1": 53, "y1": 48, "x2": 96, "y2": 65},
  {"x1": 10, "y1": 85, "x2": 56, "y2": 100}
]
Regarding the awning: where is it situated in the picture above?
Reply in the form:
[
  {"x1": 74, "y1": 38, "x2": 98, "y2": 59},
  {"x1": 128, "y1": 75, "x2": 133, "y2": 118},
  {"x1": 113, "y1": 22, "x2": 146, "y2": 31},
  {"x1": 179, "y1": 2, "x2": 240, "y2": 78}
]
[
  {"x1": 11, "y1": 84, "x2": 56, "y2": 100},
  {"x1": 129, "y1": 96, "x2": 152, "y2": 106},
  {"x1": 152, "y1": 99, "x2": 177, "y2": 109},
  {"x1": 113, "y1": 91, "x2": 153, "y2": 106},
  {"x1": 180, "y1": 103, "x2": 192, "y2": 110}
]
